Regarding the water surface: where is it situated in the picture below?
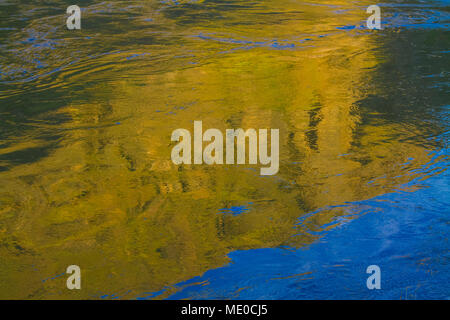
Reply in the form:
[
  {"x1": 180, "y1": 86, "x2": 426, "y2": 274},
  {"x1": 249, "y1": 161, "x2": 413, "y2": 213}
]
[{"x1": 0, "y1": 0, "x2": 448, "y2": 299}]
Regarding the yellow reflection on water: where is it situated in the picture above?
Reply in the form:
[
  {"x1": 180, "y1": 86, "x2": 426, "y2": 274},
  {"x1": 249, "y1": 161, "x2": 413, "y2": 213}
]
[{"x1": 0, "y1": 0, "x2": 435, "y2": 299}]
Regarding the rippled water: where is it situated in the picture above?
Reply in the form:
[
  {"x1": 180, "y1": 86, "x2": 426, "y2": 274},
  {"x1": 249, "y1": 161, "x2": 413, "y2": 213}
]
[{"x1": 0, "y1": 0, "x2": 448, "y2": 299}]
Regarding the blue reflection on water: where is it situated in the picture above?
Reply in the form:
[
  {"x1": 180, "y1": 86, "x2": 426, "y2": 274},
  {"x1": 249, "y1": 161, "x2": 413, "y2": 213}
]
[
  {"x1": 167, "y1": 151, "x2": 449, "y2": 299},
  {"x1": 218, "y1": 203, "x2": 252, "y2": 216}
]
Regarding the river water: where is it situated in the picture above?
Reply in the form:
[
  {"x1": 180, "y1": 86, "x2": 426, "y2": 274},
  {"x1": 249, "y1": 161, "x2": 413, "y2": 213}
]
[{"x1": 0, "y1": 0, "x2": 448, "y2": 299}]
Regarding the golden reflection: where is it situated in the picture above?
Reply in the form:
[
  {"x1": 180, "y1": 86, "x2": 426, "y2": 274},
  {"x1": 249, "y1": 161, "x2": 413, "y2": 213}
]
[{"x1": 0, "y1": 0, "x2": 435, "y2": 299}]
